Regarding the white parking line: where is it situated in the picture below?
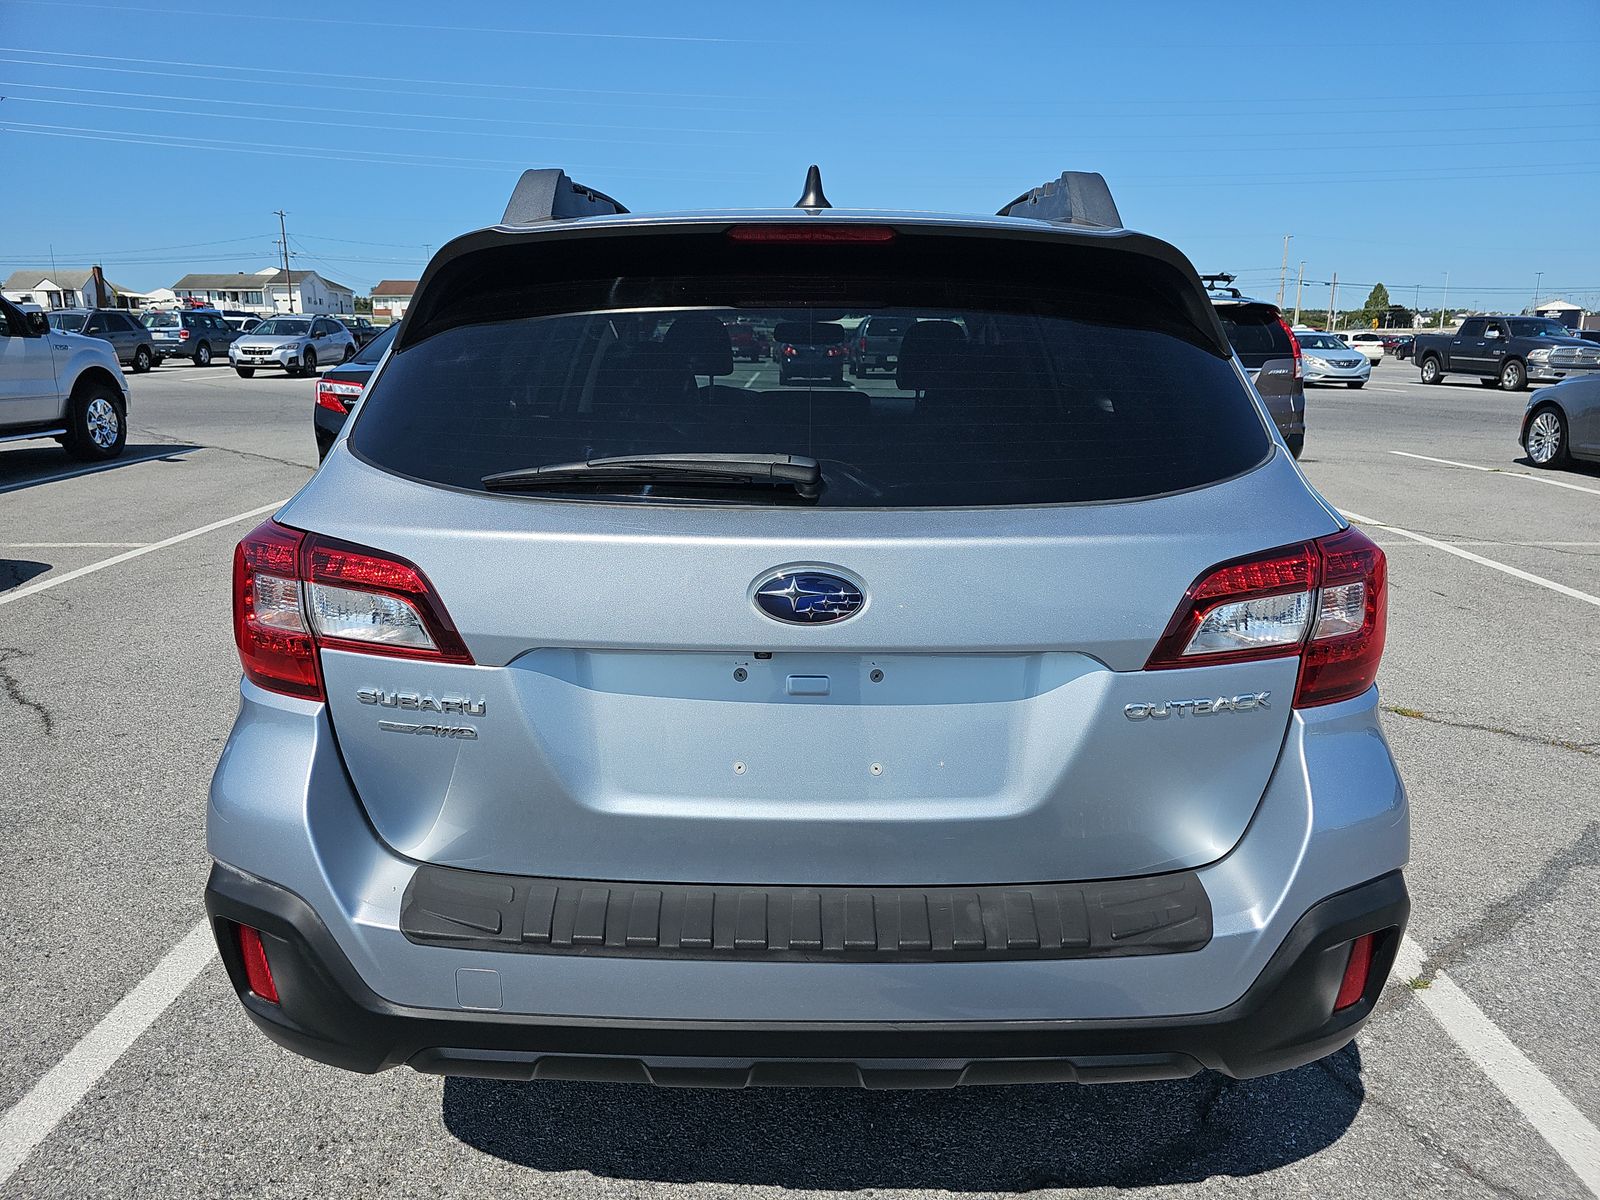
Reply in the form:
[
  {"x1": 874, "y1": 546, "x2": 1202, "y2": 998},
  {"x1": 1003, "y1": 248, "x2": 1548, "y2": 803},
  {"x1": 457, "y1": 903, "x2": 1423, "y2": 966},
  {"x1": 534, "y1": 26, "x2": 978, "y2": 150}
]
[
  {"x1": 0, "y1": 500, "x2": 284, "y2": 607},
  {"x1": 743, "y1": 370, "x2": 762, "y2": 389},
  {"x1": 0, "y1": 448, "x2": 196, "y2": 495},
  {"x1": 1, "y1": 542, "x2": 151, "y2": 548},
  {"x1": 1394, "y1": 938, "x2": 1600, "y2": 1195},
  {"x1": 1390, "y1": 450, "x2": 1600, "y2": 497},
  {"x1": 0, "y1": 921, "x2": 214, "y2": 1187},
  {"x1": 1340, "y1": 509, "x2": 1600, "y2": 609}
]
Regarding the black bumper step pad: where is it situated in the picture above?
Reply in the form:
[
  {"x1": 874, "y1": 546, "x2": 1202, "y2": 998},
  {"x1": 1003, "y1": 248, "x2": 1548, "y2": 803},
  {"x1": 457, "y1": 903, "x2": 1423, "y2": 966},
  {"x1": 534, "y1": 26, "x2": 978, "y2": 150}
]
[{"x1": 400, "y1": 865, "x2": 1211, "y2": 962}]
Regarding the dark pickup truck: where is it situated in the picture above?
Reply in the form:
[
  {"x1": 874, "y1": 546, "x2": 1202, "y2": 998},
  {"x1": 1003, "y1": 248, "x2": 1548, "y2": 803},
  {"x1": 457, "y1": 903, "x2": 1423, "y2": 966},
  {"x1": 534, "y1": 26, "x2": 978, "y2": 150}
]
[{"x1": 1414, "y1": 316, "x2": 1600, "y2": 391}]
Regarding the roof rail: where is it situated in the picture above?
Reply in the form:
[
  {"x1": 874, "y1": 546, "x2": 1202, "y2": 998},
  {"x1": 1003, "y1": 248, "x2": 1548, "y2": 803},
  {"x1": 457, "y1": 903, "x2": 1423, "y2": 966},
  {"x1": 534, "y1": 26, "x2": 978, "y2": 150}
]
[
  {"x1": 998, "y1": 172, "x2": 1122, "y2": 229},
  {"x1": 501, "y1": 169, "x2": 628, "y2": 225}
]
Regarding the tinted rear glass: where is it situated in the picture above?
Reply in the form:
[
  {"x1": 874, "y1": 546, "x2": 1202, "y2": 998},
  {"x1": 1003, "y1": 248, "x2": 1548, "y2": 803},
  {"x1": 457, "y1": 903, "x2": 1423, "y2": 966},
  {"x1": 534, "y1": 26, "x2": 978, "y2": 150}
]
[
  {"x1": 864, "y1": 317, "x2": 916, "y2": 338},
  {"x1": 48, "y1": 312, "x2": 86, "y2": 332},
  {"x1": 254, "y1": 318, "x2": 311, "y2": 336},
  {"x1": 143, "y1": 312, "x2": 178, "y2": 328},
  {"x1": 352, "y1": 232, "x2": 1268, "y2": 507},
  {"x1": 1216, "y1": 304, "x2": 1291, "y2": 369}
]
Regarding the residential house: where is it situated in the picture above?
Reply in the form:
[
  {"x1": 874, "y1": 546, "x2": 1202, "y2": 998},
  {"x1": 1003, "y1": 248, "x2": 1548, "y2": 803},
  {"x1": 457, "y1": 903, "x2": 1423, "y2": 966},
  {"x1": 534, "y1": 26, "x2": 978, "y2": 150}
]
[
  {"x1": 3, "y1": 268, "x2": 137, "y2": 310},
  {"x1": 370, "y1": 280, "x2": 418, "y2": 324},
  {"x1": 170, "y1": 268, "x2": 355, "y2": 316}
]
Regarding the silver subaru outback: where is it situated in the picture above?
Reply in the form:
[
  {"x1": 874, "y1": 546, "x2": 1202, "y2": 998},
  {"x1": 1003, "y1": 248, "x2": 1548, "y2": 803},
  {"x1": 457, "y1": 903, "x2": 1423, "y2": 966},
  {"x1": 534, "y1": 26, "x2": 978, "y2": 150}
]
[{"x1": 207, "y1": 167, "x2": 1408, "y2": 1088}]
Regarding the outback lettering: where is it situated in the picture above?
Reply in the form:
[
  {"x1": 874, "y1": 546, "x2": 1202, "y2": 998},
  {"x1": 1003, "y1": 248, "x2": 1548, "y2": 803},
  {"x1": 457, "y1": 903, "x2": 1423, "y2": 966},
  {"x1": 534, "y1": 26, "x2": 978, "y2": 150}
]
[{"x1": 1124, "y1": 692, "x2": 1271, "y2": 720}]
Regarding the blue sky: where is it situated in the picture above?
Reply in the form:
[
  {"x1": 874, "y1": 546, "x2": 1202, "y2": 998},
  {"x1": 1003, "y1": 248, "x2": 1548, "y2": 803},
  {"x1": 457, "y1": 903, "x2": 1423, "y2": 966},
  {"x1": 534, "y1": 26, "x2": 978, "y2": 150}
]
[{"x1": 2, "y1": 0, "x2": 1596, "y2": 313}]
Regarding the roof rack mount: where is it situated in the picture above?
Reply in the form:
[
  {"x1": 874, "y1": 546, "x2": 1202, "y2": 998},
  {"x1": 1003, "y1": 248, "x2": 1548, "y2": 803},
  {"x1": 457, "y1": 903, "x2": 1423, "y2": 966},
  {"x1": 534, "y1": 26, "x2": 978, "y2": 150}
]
[
  {"x1": 998, "y1": 172, "x2": 1122, "y2": 230},
  {"x1": 501, "y1": 169, "x2": 628, "y2": 226}
]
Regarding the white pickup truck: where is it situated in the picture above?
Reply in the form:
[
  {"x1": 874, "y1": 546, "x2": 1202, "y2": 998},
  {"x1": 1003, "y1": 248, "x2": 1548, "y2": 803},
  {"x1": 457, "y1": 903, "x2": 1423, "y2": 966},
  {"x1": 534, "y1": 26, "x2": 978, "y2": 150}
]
[{"x1": 0, "y1": 295, "x2": 130, "y2": 460}]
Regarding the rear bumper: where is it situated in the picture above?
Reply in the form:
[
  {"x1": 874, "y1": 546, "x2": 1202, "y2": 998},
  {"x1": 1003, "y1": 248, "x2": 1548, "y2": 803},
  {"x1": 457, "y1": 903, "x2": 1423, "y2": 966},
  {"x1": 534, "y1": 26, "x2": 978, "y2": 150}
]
[{"x1": 207, "y1": 863, "x2": 1406, "y2": 1085}]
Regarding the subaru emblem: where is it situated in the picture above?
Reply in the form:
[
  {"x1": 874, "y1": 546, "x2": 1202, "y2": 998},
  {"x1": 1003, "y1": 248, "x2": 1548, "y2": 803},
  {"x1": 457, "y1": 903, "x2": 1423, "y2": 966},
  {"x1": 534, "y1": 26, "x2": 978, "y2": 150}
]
[{"x1": 752, "y1": 567, "x2": 865, "y2": 625}]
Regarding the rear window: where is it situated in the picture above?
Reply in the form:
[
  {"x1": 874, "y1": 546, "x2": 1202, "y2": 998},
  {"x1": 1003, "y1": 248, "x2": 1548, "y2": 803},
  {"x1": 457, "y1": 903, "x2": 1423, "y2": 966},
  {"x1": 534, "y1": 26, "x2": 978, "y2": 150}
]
[
  {"x1": 351, "y1": 231, "x2": 1269, "y2": 507},
  {"x1": 352, "y1": 322, "x2": 399, "y2": 365},
  {"x1": 1216, "y1": 304, "x2": 1291, "y2": 369},
  {"x1": 143, "y1": 312, "x2": 178, "y2": 328},
  {"x1": 864, "y1": 317, "x2": 917, "y2": 338}
]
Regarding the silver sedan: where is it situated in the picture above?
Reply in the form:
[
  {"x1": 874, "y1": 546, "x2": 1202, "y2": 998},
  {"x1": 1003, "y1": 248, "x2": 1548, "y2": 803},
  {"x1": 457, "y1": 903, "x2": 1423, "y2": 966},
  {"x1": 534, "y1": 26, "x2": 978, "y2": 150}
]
[
  {"x1": 1296, "y1": 332, "x2": 1371, "y2": 388},
  {"x1": 229, "y1": 315, "x2": 356, "y2": 378},
  {"x1": 1521, "y1": 374, "x2": 1600, "y2": 469}
]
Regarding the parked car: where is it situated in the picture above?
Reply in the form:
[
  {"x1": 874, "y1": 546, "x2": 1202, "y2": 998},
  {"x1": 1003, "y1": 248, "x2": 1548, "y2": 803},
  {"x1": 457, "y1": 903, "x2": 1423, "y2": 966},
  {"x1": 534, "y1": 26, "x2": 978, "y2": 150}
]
[
  {"x1": 142, "y1": 308, "x2": 240, "y2": 366},
  {"x1": 725, "y1": 319, "x2": 771, "y2": 362},
  {"x1": 1574, "y1": 329, "x2": 1600, "y2": 347},
  {"x1": 220, "y1": 309, "x2": 264, "y2": 333},
  {"x1": 1295, "y1": 332, "x2": 1370, "y2": 388},
  {"x1": 229, "y1": 315, "x2": 357, "y2": 377},
  {"x1": 774, "y1": 319, "x2": 850, "y2": 384},
  {"x1": 1389, "y1": 336, "x2": 1415, "y2": 361},
  {"x1": 47, "y1": 307, "x2": 159, "y2": 373},
  {"x1": 0, "y1": 294, "x2": 130, "y2": 459},
  {"x1": 338, "y1": 316, "x2": 380, "y2": 347},
  {"x1": 1414, "y1": 316, "x2": 1600, "y2": 390},
  {"x1": 207, "y1": 165, "x2": 1406, "y2": 1089},
  {"x1": 1339, "y1": 332, "x2": 1386, "y2": 365},
  {"x1": 849, "y1": 315, "x2": 919, "y2": 378},
  {"x1": 1519, "y1": 374, "x2": 1600, "y2": 469},
  {"x1": 1209, "y1": 288, "x2": 1306, "y2": 457},
  {"x1": 313, "y1": 320, "x2": 398, "y2": 459}
]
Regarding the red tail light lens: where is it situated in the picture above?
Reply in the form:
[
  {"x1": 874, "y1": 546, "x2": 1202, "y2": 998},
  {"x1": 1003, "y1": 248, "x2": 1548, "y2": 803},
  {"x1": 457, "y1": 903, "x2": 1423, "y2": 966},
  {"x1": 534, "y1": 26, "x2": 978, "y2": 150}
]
[
  {"x1": 236, "y1": 924, "x2": 279, "y2": 1004},
  {"x1": 1146, "y1": 527, "x2": 1387, "y2": 708},
  {"x1": 1278, "y1": 317, "x2": 1302, "y2": 381},
  {"x1": 726, "y1": 224, "x2": 895, "y2": 243},
  {"x1": 178, "y1": 329, "x2": 190, "y2": 340},
  {"x1": 1334, "y1": 932, "x2": 1375, "y2": 1011},
  {"x1": 782, "y1": 345, "x2": 797, "y2": 357},
  {"x1": 858, "y1": 338, "x2": 867, "y2": 352},
  {"x1": 316, "y1": 378, "x2": 363, "y2": 413},
  {"x1": 232, "y1": 520, "x2": 472, "y2": 700},
  {"x1": 1296, "y1": 527, "x2": 1387, "y2": 707}
]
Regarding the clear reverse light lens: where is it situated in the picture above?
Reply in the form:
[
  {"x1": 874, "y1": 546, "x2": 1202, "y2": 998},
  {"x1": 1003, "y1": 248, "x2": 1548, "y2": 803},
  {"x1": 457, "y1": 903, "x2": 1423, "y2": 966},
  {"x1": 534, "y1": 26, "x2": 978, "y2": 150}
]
[
  {"x1": 1184, "y1": 591, "x2": 1312, "y2": 657},
  {"x1": 307, "y1": 582, "x2": 436, "y2": 650},
  {"x1": 251, "y1": 573, "x2": 306, "y2": 633},
  {"x1": 1313, "y1": 580, "x2": 1366, "y2": 640}
]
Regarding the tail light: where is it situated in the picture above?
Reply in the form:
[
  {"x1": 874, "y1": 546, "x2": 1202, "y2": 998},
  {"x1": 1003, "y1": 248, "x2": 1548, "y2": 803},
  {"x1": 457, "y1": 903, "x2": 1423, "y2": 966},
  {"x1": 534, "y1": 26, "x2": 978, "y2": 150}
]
[
  {"x1": 316, "y1": 378, "x2": 364, "y2": 413},
  {"x1": 236, "y1": 924, "x2": 279, "y2": 1003},
  {"x1": 178, "y1": 328, "x2": 190, "y2": 341},
  {"x1": 825, "y1": 346, "x2": 846, "y2": 358},
  {"x1": 1278, "y1": 317, "x2": 1302, "y2": 381},
  {"x1": 782, "y1": 345, "x2": 797, "y2": 357},
  {"x1": 858, "y1": 338, "x2": 868, "y2": 352},
  {"x1": 232, "y1": 520, "x2": 471, "y2": 700},
  {"x1": 1145, "y1": 527, "x2": 1386, "y2": 708}
]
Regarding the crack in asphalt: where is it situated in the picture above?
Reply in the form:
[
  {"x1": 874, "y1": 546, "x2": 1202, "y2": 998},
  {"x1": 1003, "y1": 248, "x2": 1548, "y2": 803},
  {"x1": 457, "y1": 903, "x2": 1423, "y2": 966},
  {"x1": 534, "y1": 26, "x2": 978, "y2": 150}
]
[
  {"x1": 1383, "y1": 704, "x2": 1598, "y2": 758},
  {"x1": 128, "y1": 424, "x2": 315, "y2": 473},
  {"x1": 1417, "y1": 822, "x2": 1600, "y2": 984},
  {"x1": 0, "y1": 646, "x2": 55, "y2": 735}
]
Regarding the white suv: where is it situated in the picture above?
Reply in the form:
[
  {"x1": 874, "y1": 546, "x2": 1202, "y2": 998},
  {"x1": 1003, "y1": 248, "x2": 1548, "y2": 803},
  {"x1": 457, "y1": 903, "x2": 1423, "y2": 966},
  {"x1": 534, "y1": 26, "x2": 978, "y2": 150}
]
[
  {"x1": 1339, "y1": 332, "x2": 1387, "y2": 365},
  {"x1": 0, "y1": 296, "x2": 130, "y2": 460}
]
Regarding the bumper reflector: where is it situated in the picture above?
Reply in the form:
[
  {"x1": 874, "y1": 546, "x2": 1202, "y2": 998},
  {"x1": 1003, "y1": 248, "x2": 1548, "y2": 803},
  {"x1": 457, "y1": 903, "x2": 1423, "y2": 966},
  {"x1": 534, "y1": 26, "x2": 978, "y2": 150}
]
[
  {"x1": 237, "y1": 924, "x2": 279, "y2": 1004},
  {"x1": 1334, "y1": 932, "x2": 1376, "y2": 1011}
]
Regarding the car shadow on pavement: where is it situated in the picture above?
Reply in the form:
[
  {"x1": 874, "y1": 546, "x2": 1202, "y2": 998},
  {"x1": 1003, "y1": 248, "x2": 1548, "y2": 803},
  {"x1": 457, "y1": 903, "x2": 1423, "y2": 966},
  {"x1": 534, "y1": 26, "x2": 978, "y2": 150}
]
[
  {"x1": 0, "y1": 560, "x2": 51, "y2": 592},
  {"x1": 442, "y1": 1044, "x2": 1364, "y2": 1190},
  {"x1": 0, "y1": 442, "x2": 200, "y2": 494}
]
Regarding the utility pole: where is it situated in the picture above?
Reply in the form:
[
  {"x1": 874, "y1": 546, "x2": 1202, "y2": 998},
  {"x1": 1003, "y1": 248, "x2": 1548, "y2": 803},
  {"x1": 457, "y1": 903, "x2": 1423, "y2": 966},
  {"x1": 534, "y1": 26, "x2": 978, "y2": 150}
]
[
  {"x1": 1277, "y1": 234, "x2": 1293, "y2": 308},
  {"x1": 1532, "y1": 271, "x2": 1544, "y2": 313},
  {"x1": 1327, "y1": 273, "x2": 1338, "y2": 332},
  {"x1": 1293, "y1": 261, "x2": 1306, "y2": 326},
  {"x1": 274, "y1": 210, "x2": 294, "y2": 313},
  {"x1": 1439, "y1": 272, "x2": 1449, "y2": 329},
  {"x1": 1414, "y1": 283, "x2": 1421, "y2": 330}
]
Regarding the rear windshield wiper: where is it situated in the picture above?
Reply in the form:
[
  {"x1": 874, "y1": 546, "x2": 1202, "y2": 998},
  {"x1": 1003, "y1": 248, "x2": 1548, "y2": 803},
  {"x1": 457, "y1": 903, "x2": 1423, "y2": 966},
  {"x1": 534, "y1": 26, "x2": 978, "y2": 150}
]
[{"x1": 481, "y1": 453, "x2": 822, "y2": 500}]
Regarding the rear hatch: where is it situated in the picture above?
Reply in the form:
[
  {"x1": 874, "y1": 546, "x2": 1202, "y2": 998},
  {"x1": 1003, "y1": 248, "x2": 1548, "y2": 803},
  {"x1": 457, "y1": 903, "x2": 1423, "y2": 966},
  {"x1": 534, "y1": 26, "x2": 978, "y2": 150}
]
[
  {"x1": 1214, "y1": 300, "x2": 1303, "y2": 420},
  {"x1": 280, "y1": 220, "x2": 1347, "y2": 886}
]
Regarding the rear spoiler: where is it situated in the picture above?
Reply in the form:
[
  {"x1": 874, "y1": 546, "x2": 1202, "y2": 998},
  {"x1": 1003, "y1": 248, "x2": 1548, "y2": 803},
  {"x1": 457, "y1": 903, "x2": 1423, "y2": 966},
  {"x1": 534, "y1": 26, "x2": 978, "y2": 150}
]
[
  {"x1": 998, "y1": 172, "x2": 1122, "y2": 230},
  {"x1": 501, "y1": 169, "x2": 628, "y2": 225}
]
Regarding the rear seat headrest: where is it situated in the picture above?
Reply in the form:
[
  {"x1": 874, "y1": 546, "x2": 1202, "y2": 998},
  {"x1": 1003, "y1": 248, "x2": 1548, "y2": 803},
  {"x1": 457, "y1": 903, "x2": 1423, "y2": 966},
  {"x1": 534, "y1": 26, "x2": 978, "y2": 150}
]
[
  {"x1": 895, "y1": 320, "x2": 966, "y2": 392},
  {"x1": 663, "y1": 312, "x2": 734, "y2": 378}
]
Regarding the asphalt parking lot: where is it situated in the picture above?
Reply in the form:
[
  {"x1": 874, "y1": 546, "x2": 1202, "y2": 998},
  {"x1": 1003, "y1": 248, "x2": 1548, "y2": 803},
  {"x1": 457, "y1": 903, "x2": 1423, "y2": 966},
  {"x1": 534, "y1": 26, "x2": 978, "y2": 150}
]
[{"x1": 2, "y1": 357, "x2": 1597, "y2": 1198}]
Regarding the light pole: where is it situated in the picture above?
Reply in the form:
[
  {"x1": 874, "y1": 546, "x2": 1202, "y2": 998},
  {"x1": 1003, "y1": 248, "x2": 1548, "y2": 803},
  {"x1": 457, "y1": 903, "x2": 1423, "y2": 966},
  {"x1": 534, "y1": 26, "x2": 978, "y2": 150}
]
[
  {"x1": 1278, "y1": 234, "x2": 1293, "y2": 308},
  {"x1": 1533, "y1": 271, "x2": 1544, "y2": 313},
  {"x1": 1293, "y1": 261, "x2": 1306, "y2": 326},
  {"x1": 1414, "y1": 283, "x2": 1421, "y2": 330},
  {"x1": 1438, "y1": 272, "x2": 1449, "y2": 329}
]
